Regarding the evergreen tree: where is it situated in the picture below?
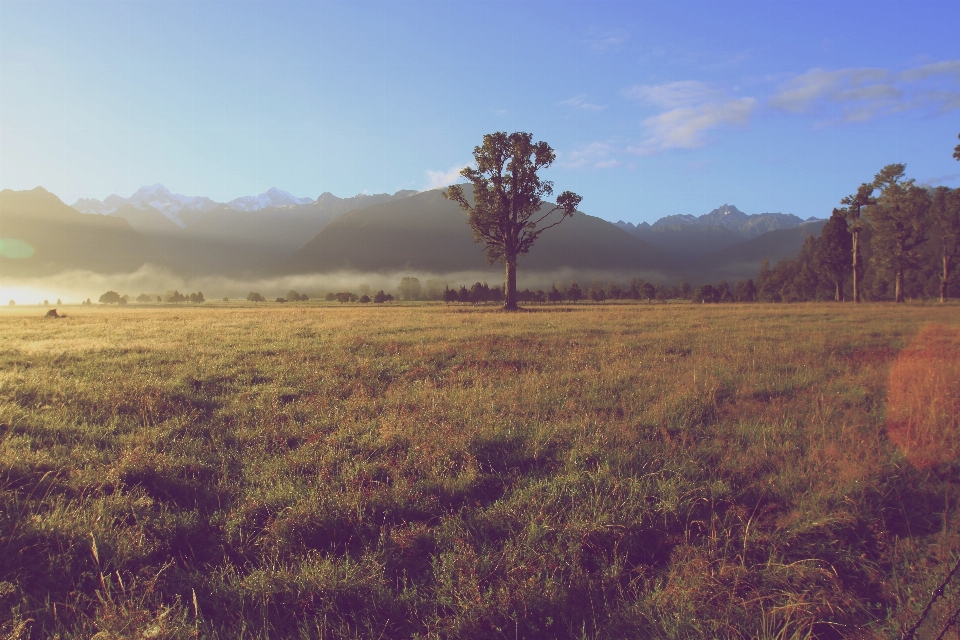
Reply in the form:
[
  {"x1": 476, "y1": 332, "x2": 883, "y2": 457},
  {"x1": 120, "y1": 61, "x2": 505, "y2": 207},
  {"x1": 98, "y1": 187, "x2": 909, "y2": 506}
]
[
  {"x1": 733, "y1": 279, "x2": 756, "y2": 302},
  {"x1": 693, "y1": 284, "x2": 718, "y2": 303},
  {"x1": 867, "y1": 164, "x2": 932, "y2": 302},
  {"x1": 589, "y1": 279, "x2": 607, "y2": 302},
  {"x1": 716, "y1": 281, "x2": 734, "y2": 302},
  {"x1": 547, "y1": 284, "x2": 564, "y2": 303},
  {"x1": 815, "y1": 209, "x2": 853, "y2": 301},
  {"x1": 840, "y1": 183, "x2": 875, "y2": 303},
  {"x1": 757, "y1": 258, "x2": 782, "y2": 302},
  {"x1": 641, "y1": 282, "x2": 656, "y2": 302},
  {"x1": 931, "y1": 187, "x2": 960, "y2": 302},
  {"x1": 470, "y1": 282, "x2": 490, "y2": 304}
]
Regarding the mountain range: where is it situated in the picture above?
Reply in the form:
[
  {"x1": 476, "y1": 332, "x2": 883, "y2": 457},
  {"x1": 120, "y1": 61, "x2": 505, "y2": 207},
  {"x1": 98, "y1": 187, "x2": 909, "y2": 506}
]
[
  {"x1": 614, "y1": 204, "x2": 821, "y2": 262},
  {"x1": 69, "y1": 185, "x2": 419, "y2": 276},
  {"x1": 0, "y1": 184, "x2": 825, "y2": 285}
]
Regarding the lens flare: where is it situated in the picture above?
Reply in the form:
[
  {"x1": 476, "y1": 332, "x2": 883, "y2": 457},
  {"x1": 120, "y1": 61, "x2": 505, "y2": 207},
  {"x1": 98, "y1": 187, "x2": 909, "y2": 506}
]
[
  {"x1": 0, "y1": 238, "x2": 35, "y2": 259},
  {"x1": 886, "y1": 323, "x2": 960, "y2": 468}
]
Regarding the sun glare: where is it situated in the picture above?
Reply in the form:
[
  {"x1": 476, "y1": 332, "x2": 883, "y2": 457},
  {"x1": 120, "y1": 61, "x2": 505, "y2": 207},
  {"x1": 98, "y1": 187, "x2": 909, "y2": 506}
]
[{"x1": 0, "y1": 284, "x2": 70, "y2": 306}]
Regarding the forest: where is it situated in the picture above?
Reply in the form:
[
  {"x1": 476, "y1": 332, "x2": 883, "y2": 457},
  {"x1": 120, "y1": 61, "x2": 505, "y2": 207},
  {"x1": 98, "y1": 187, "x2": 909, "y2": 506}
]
[{"x1": 751, "y1": 160, "x2": 960, "y2": 303}]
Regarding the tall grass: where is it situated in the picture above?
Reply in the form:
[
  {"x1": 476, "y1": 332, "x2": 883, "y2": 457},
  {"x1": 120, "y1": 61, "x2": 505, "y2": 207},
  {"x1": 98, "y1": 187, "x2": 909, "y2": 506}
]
[{"x1": 0, "y1": 302, "x2": 958, "y2": 638}]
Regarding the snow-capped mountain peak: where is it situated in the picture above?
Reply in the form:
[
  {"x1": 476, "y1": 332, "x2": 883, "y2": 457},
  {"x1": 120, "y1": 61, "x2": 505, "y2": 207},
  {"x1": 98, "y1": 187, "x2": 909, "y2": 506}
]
[
  {"x1": 72, "y1": 184, "x2": 219, "y2": 227},
  {"x1": 227, "y1": 188, "x2": 313, "y2": 212}
]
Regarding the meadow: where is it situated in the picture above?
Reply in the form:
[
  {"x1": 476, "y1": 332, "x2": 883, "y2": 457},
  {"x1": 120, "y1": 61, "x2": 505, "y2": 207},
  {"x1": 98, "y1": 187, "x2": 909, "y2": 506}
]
[{"x1": 1, "y1": 301, "x2": 958, "y2": 639}]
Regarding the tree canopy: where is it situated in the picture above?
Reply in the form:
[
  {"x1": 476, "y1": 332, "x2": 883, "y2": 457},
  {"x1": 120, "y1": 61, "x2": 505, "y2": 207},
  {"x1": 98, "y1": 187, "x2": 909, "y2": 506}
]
[
  {"x1": 397, "y1": 277, "x2": 422, "y2": 301},
  {"x1": 444, "y1": 132, "x2": 581, "y2": 310},
  {"x1": 867, "y1": 164, "x2": 931, "y2": 303}
]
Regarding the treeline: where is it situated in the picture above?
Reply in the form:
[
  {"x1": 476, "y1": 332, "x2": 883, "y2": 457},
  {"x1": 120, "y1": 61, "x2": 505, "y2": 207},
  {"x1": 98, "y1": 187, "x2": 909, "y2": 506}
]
[
  {"x1": 439, "y1": 278, "x2": 702, "y2": 304},
  {"x1": 96, "y1": 290, "x2": 206, "y2": 304},
  {"x1": 754, "y1": 155, "x2": 960, "y2": 302}
]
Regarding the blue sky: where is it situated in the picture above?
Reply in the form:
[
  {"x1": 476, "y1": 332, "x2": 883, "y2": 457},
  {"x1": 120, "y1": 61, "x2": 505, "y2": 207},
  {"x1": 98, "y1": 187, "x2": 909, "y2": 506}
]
[{"x1": 1, "y1": 0, "x2": 958, "y2": 224}]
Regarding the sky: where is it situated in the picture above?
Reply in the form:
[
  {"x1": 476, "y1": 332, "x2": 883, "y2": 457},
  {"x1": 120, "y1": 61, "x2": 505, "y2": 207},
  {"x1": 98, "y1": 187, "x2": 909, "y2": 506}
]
[{"x1": 1, "y1": 0, "x2": 959, "y2": 225}]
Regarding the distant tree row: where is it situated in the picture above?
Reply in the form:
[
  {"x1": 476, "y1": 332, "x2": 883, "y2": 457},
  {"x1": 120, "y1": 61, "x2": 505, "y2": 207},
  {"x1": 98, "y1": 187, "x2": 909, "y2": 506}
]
[
  {"x1": 322, "y1": 290, "x2": 395, "y2": 303},
  {"x1": 689, "y1": 280, "x2": 759, "y2": 303},
  {"x1": 97, "y1": 290, "x2": 205, "y2": 304},
  {"x1": 246, "y1": 290, "x2": 311, "y2": 302},
  {"x1": 437, "y1": 278, "x2": 701, "y2": 304},
  {"x1": 755, "y1": 139, "x2": 960, "y2": 302}
]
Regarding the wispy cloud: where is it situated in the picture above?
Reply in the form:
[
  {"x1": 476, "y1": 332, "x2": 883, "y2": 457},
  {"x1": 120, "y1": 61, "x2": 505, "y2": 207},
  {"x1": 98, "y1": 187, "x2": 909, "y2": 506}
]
[
  {"x1": 622, "y1": 80, "x2": 724, "y2": 108},
  {"x1": 769, "y1": 60, "x2": 960, "y2": 123},
  {"x1": 560, "y1": 142, "x2": 619, "y2": 169},
  {"x1": 558, "y1": 95, "x2": 607, "y2": 112},
  {"x1": 896, "y1": 60, "x2": 960, "y2": 82},
  {"x1": 588, "y1": 27, "x2": 629, "y2": 53},
  {"x1": 623, "y1": 81, "x2": 756, "y2": 154},
  {"x1": 424, "y1": 164, "x2": 467, "y2": 190}
]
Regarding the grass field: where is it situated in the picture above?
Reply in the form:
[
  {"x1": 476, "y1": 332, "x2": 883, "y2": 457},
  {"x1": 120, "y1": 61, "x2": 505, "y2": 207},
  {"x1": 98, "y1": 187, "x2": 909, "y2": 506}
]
[{"x1": 1, "y1": 301, "x2": 959, "y2": 639}]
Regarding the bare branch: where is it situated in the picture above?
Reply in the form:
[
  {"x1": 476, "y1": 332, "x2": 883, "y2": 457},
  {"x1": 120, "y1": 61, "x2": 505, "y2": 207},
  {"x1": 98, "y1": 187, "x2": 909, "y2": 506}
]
[{"x1": 526, "y1": 204, "x2": 565, "y2": 229}]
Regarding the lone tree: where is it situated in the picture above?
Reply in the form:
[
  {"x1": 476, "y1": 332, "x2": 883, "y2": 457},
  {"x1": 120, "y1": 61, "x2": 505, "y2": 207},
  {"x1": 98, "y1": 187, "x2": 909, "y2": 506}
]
[
  {"x1": 444, "y1": 132, "x2": 582, "y2": 310},
  {"x1": 99, "y1": 291, "x2": 121, "y2": 304}
]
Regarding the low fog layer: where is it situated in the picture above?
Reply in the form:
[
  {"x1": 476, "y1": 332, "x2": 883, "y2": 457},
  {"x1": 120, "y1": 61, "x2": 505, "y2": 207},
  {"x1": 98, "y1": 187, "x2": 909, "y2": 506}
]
[{"x1": 0, "y1": 263, "x2": 669, "y2": 305}]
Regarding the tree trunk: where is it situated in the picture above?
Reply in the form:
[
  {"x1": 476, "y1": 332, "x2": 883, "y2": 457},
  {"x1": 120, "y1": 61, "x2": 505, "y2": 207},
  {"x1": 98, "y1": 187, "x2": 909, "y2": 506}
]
[
  {"x1": 942, "y1": 247, "x2": 949, "y2": 303},
  {"x1": 503, "y1": 259, "x2": 518, "y2": 310},
  {"x1": 852, "y1": 230, "x2": 861, "y2": 303},
  {"x1": 895, "y1": 268, "x2": 904, "y2": 303},
  {"x1": 835, "y1": 275, "x2": 843, "y2": 302}
]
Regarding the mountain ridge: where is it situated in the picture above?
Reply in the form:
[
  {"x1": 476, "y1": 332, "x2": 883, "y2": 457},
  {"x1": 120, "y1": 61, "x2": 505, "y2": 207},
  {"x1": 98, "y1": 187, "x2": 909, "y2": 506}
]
[
  {"x1": 77, "y1": 187, "x2": 420, "y2": 277},
  {"x1": 0, "y1": 187, "x2": 161, "y2": 276},
  {"x1": 4, "y1": 185, "x2": 827, "y2": 285},
  {"x1": 289, "y1": 188, "x2": 675, "y2": 275}
]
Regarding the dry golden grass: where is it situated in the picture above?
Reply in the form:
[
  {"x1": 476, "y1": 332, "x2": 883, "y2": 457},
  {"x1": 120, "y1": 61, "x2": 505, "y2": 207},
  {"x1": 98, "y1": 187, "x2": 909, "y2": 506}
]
[
  {"x1": 886, "y1": 323, "x2": 960, "y2": 468},
  {"x1": 0, "y1": 300, "x2": 958, "y2": 638}
]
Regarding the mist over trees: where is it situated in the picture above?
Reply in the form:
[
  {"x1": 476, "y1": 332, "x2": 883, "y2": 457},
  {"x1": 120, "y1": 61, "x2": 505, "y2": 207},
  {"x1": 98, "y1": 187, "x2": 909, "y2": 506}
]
[{"x1": 397, "y1": 277, "x2": 423, "y2": 301}]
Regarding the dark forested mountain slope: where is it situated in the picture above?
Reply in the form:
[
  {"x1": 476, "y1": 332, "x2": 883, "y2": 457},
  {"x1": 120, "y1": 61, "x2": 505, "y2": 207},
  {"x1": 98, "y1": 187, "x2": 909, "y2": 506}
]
[
  {"x1": 90, "y1": 189, "x2": 419, "y2": 277},
  {"x1": 0, "y1": 187, "x2": 161, "y2": 275},
  {"x1": 289, "y1": 188, "x2": 673, "y2": 274},
  {"x1": 686, "y1": 219, "x2": 828, "y2": 283}
]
